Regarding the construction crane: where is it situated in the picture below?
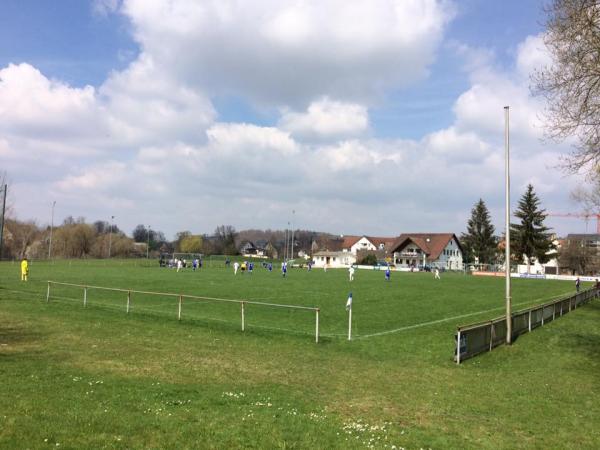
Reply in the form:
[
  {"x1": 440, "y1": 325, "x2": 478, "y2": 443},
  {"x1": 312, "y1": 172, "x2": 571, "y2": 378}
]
[{"x1": 547, "y1": 212, "x2": 600, "y2": 234}]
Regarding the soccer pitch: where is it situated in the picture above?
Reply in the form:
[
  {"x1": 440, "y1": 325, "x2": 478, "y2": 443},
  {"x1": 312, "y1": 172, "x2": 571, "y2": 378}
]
[
  {"x1": 2, "y1": 259, "x2": 600, "y2": 449},
  {"x1": 12, "y1": 259, "x2": 580, "y2": 340}
]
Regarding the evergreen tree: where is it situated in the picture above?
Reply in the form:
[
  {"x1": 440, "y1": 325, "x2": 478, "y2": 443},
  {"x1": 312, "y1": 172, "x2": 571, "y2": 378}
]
[
  {"x1": 510, "y1": 184, "x2": 555, "y2": 272},
  {"x1": 461, "y1": 199, "x2": 498, "y2": 265}
]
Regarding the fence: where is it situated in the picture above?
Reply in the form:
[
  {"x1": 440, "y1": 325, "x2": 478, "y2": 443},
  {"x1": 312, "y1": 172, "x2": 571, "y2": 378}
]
[
  {"x1": 45, "y1": 281, "x2": 320, "y2": 343},
  {"x1": 455, "y1": 287, "x2": 598, "y2": 364}
]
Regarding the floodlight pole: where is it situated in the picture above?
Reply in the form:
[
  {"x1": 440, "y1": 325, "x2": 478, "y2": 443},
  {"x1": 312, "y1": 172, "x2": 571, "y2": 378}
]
[
  {"x1": 147, "y1": 225, "x2": 151, "y2": 259},
  {"x1": 290, "y1": 210, "x2": 296, "y2": 259},
  {"x1": 48, "y1": 200, "x2": 56, "y2": 259},
  {"x1": 0, "y1": 184, "x2": 6, "y2": 260},
  {"x1": 0, "y1": 184, "x2": 8, "y2": 260},
  {"x1": 108, "y1": 215, "x2": 114, "y2": 258},
  {"x1": 287, "y1": 221, "x2": 291, "y2": 260},
  {"x1": 504, "y1": 106, "x2": 512, "y2": 344}
]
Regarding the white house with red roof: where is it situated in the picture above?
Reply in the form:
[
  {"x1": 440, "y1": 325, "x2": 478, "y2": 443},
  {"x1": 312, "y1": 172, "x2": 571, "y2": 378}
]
[
  {"x1": 341, "y1": 235, "x2": 396, "y2": 254},
  {"x1": 390, "y1": 233, "x2": 464, "y2": 270}
]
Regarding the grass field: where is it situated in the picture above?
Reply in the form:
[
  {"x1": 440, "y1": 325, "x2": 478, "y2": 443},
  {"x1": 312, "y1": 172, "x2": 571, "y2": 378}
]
[{"x1": 1, "y1": 259, "x2": 600, "y2": 449}]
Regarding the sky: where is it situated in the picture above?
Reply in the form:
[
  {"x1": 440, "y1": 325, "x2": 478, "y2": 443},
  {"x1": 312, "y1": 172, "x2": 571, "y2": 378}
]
[{"x1": 0, "y1": 0, "x2": 593, "y2": 239}]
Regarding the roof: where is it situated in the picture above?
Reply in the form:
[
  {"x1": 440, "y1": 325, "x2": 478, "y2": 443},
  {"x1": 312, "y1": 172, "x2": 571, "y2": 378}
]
[
  {"x1": 390, "y1": 233, "x2": 461, "y2": 260},
  {"x1": 367, "y1": 236, "x2": 397, "y2": 248},
  {"x1": 341, "y1": 235, "x2": 361, "y2": 249},
  {"x1": 566, "y1": 234, "x2": 600, "y2": 240},
  {"x1": 313, "y1": 250, "x2": 355, "y2": 257},
  {"x1": 342, "y1": 235, "x2": 396, "y2": 249}
]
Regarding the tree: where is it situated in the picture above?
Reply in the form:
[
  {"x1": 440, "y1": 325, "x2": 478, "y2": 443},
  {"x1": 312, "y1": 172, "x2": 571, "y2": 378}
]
[
  {"x1": 460, "y1": 199, "x2": 498, "y2": 265},
  {"x1": 534, "y1": 0, "x2": 600, "y2": 173},
  {"x1": 132, "y1": 224, "x2": 149, "y2": 243},
  {"x1": 558, "y1": 238, "x2": 598, "y2": 274},
  {"x1": 179, "y1": 235, "x2": 203, "y2": 253},
  {"x1": 4, "y1": 219, "x2": 40, "y2": 259},
  {"x1": 214, "y1": 225, "x2": 237, "y2": 255},
  {"x1": 510, "y1": 184, "x2": 555, "y2": 272}
]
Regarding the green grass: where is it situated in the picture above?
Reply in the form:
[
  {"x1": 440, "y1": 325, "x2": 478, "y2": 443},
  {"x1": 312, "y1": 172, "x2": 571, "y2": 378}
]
[{"x1": 1, "y1": 259, "x2": 600, "y2": 449}]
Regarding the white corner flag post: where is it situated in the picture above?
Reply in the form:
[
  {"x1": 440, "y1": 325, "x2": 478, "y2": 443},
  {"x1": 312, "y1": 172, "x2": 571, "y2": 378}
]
[{"x1": 346, "y1": 292, "x2": 353, "y2": 341}]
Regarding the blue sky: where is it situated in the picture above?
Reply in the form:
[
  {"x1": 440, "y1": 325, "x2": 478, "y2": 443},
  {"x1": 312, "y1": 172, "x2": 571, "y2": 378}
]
[{"x1": 0, "y1": 0, "x2": 588, "y2": 238}]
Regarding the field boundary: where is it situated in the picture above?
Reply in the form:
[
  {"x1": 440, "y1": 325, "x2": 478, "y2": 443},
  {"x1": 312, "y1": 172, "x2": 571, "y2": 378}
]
[
  {"x1": 45, "y1": 280, "x2": 321, "y2": 343},
  {"x1": 455, "y1": 287, "x2": 598, "y2": 364}
]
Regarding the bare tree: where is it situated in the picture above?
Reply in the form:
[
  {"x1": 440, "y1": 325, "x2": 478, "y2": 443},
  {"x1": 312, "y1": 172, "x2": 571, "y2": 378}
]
[
  {"x1": 534, "y1": 0, "x2": 600, "y2": 174},
  {"x1": 5, "y1": 219, "x2": 40, "y2": 259}
]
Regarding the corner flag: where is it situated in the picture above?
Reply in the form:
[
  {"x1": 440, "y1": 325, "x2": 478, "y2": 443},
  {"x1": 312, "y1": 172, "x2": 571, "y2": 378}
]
[{"x1": 346, "y1": 292, "x2": 352, "y2": 311}]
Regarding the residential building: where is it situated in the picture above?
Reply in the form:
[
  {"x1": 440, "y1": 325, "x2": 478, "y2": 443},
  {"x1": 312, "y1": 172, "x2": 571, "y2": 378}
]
[
  {"x1": 390, "y1": 233, "x2": 463, "y2": 270},
  {"x1": 312, "y1": 250, "x2": 356, "y2": 268}
]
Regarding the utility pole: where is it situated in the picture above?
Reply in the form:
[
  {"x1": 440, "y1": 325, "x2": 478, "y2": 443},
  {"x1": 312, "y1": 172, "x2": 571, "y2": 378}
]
[
  {"x1": 48, "y1": 200, "x2": 56, "y2": 259},
  {"x1": 285, "y1": 222, "x2": 292, "y2": 261},
  {"x1": 108, "y1": 215, "x2": 114, "y2": 258},
  {"x1": 0, "y1": 184, "x2": 6, "y2": 260},
  {"x1": 504, "y1": 106, "x2": 512, "y2": 344},
  {"x1": 290, "y1": 210, "x2": 295, "y2": 260},
  {"x1": 147, "y1": 225, "x2": 151, "y2": 259}
]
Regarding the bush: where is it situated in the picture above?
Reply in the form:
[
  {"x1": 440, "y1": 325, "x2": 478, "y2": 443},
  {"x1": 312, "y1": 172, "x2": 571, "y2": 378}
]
[{"x1": 359, "y1": 253, "x2": 378, "y2": 266}]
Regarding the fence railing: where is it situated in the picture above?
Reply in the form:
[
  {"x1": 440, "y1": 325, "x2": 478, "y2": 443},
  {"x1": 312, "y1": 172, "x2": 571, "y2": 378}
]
[
  {"x1": 46, "y1": 281, "x2": 320, "y2": 343},
  {"x1": 455, "y1": 288, "x2": 598, "y2": 364}
]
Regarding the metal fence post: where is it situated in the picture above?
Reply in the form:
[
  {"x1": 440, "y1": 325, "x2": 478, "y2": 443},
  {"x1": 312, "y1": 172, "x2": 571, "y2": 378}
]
[
  {"x1": 528, "y1": 310, "x2": 532, "y2": 332},
  {"x1": 178, "y1": 295, "x2": 182, "y2": 321},
  {"x1": 241, "y1": 301, "x2": 245, "y2": 331},
  {"x1": 127, "y1": 290, "x2": 131, "y2": 313},
  {"x1": 46, "y1": 281, "x2": 50, "y2": 303},
  {"x1": 315, "y1": 308, "x2": 320, "y2": 343},
  {"x1": 456, "y1": 330, "x2": 461, "y2": 365},
  {"x1": 84, "y1": 287, "x2": 87, "y2": 308},
  {"x1": 541, "y1": 307, "x2": 545, "y2": 326}
]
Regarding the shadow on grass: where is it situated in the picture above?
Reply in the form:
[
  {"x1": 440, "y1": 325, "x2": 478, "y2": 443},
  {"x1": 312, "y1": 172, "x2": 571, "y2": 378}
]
[{"x1": 0, "y1": 324, "x2": 44, "y2": 359}]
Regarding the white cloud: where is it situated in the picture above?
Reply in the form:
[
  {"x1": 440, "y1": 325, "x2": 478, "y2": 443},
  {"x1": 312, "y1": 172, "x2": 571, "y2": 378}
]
[
  {"x1": 101, "y1": 54, "x2": 216, "y2": 146},
  {"x1": 516, "y1": 34, "x2": 552, "y2": 80},
  {"x1": 1, "y1": 1, "x2": 586, "y2": 239},
  {"x1": 279, "y1": 98, "x2": 369, "y2": 140},
  {"x1": 0, "y1": 63, "x2": 105, "y2": 141},
  {"x1": 121, "y1": 0, "x2": 454, "y2": 106},
  {"x1": 206, "y1": 123, "x2": 298, "y2": 156}
]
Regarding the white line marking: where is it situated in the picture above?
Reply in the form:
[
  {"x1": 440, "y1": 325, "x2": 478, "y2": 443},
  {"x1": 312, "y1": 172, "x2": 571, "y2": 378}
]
[{"x1": 355, "y1": 293, "x2": 572, "y2": 339}]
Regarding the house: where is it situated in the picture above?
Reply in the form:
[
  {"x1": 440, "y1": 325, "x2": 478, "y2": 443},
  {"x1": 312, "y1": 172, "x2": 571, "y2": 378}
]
[
  {"x1": 239, "y1": 241, "x2": 267, "y2": 258},
  {"x1": 390, "y1": 233, "x2": 464, "y2": 270},
  {"x1": 341, "y1": 235, "x2": 396, "y2": 254},
  {"x1": 312, "y1": 251, "x2": 356, "y2": 268}
]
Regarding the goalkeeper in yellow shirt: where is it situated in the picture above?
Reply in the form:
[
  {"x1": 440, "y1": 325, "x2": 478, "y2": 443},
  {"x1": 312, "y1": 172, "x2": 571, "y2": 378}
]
[{"x1": 21, "y1": 257, "x2": 29, "y2": 281}]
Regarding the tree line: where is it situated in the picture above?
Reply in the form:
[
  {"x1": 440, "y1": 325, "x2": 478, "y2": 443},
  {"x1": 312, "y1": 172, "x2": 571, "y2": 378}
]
[
  {"x1": 461, "y1": 184, "x2": 596, "y2": 274},
  {"x1": 1, "y1": 214, "x2": 333, "y2": 261}
]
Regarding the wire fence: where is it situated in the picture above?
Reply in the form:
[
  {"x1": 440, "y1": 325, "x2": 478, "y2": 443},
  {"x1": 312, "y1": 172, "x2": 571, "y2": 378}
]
[
  {"x1": 45, "y1": 281, "x2": 320, "y2": 343},
  {"x1": 455, "y1": 287, "x2": 598, "y2": 364}
]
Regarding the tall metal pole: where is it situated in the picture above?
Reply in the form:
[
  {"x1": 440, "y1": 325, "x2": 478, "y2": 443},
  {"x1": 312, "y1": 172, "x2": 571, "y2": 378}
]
[
  {"x1": 48, "y1": 200, "x2": 56, "y2": 259},
  {"x1": 147, "y1": 225, "x2": 151, "y2": 259},
  {"x1": 284, "y1": 224, "x2": 289, "y2": 261},
  {"x1": 108, "y1": 215, "x2": 114, "y2": 258},
  {"x1": 290, "y1": 210, "x2": 296, "y2": 259},
  {"x1": 504, "y1": 106, "x2": 512, "y2": 344},
  {"x1": 0, "y1": 184, "x2": 6, "y2": 260}
]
